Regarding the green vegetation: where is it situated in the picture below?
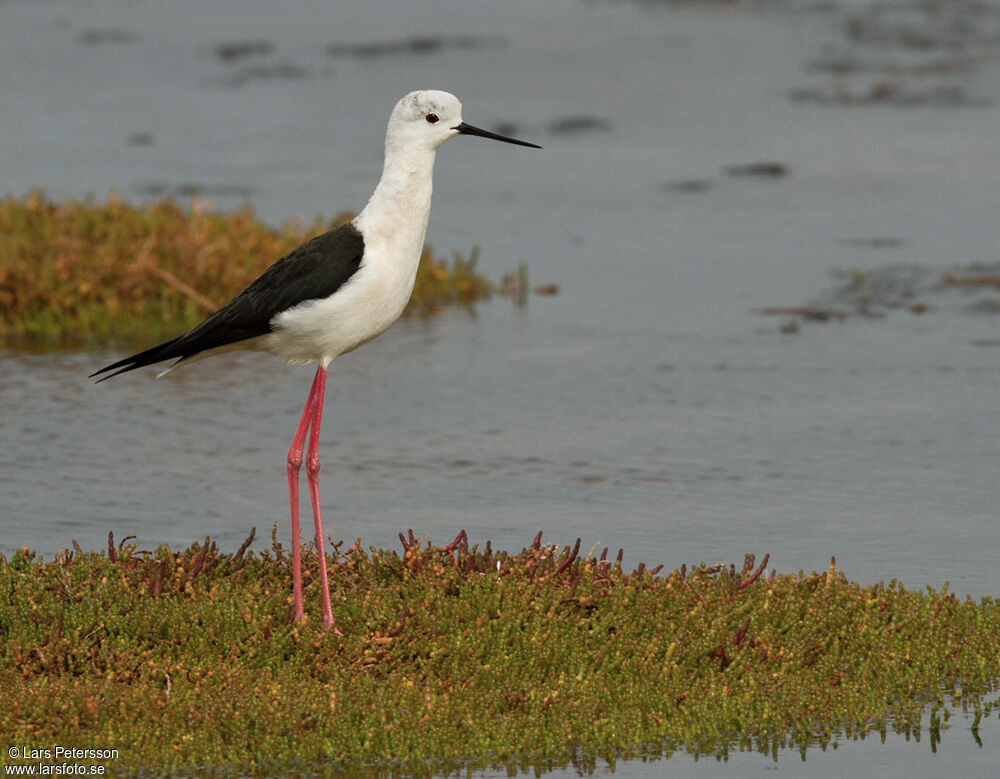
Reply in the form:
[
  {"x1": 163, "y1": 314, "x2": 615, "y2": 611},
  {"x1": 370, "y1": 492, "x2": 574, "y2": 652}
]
[
  {"x1": 2, "y1": 532, "x2": 998, "y2": 776},
  {"x1": 0, "y1": 192, "x2": 508, "y2": 349}
]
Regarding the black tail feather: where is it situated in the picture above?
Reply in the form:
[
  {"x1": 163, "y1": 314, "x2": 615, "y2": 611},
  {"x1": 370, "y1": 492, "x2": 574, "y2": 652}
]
[
  {"x1": 89, "y1": 223, "x2": 367, "y2": 383},
  {"x1": 89, "y1": 335, "x2": 186, "y2": 382}
]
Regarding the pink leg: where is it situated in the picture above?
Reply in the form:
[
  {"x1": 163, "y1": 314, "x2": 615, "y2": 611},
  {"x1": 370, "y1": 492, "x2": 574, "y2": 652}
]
[
  {"x1": 286, "y1": 367, "x2": 324, "y2": 624},
  {"x1": 304, "y1": 366, "x2": 338, "y2": 632}
]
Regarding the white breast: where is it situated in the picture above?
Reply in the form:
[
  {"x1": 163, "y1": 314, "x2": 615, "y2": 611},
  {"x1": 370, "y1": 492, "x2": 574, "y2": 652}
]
[
  {"x1": 261, "y1": 132, "x2": 437, "y2": 368},
  {"x1": 262, "y1": 235, "x2": 421, "y2": 366}
]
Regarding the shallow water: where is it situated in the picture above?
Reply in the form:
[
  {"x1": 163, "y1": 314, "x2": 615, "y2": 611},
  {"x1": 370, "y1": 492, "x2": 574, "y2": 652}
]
[
  {"x1": 480, "y1": 708, "x2": 1000, "y2": 779},
  {"x1": 2, "y1": 0, "x2": 999, "y2": 773}
]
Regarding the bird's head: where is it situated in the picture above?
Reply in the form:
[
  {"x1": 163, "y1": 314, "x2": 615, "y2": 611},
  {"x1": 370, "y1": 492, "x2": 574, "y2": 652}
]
[{"x1": 387, "y1": 90, "x2": 541, "y2": 153}]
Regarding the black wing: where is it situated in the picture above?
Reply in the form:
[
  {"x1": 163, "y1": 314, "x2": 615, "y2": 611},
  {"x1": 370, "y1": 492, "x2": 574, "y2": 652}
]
[{"x1": 91, "y1": 222, "x2": 365, "y2": 381}]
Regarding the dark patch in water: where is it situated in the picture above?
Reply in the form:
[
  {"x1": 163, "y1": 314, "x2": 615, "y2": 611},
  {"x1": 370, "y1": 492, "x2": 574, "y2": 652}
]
[
  {"x1": 220, "y1": 63, "x2": 309, "y2": 87},
  {"x1": 806, "y1": 51, "x2": 977, "y2": 78},
  {"x1": 791, "y1": 0, "x2": 1000, "y2": 109},
  {"x1": 547, "y1": 116, "x2": 613, "y2": 134},
  {"x1": 837, "y1": 237, "x2": 904, "y2": 249},
  {"x1": 326, "y1": 35, "x2": 504, "y2": 58},
  {"x1": 77, "y1": 29, "x2": 136, "y2": 46},
  {"x1": 126, "y1": 133, "x2": 154, "y2": 147},
  {"x1": 664, "y1": 179, "x2": 714, "y2": 193},
  {"x1": 135, "y1": 182, "x2": 253, "y2": 199},
  {"x1": 492, "y1": 122, "x2": 521, "y2": 138},
  {"x1": 789, "y1": 83, "x2": 992, "y2": 108},
  {"x1": 841, "y1": 2, "x2": 1000, "y2": 51},
  {"x1": 136, "y1": 183, "x2": 169, "y2": 197},
  {"x1": 965, "y1": 298, "x2": 1000, "y2": 315},
  {"x1": 757, "y1": 263, "x2": 1000, "y2": 330},
  {"x1": 725, "y1": 162, "x2": 788, "y2": 178},
  {"x1": 216, "y1": 40, "x2": 274, "y2": 63}
]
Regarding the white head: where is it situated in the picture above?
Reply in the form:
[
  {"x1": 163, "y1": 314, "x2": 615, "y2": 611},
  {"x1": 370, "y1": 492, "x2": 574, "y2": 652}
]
[{"x1": 385, "y1": 90, "x2": 541, "y2": 154}]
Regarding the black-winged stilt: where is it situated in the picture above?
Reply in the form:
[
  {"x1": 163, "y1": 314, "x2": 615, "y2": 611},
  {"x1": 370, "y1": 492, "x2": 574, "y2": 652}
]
[{"x1": 91, "y1": 90, "x2": 540, "y2": 630}]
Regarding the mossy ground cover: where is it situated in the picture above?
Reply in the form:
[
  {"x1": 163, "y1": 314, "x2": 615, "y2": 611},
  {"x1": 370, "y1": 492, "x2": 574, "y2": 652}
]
[
  {"x1": 2, "y1": 531, "x2": 998, "y2": 776},
  {"x1": 0, "y1": 192, "x2": 507, "y2": 350}
]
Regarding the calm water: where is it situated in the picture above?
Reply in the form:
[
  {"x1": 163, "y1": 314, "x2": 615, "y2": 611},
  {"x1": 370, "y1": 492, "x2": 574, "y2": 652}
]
[{"x1": 2, "y1": 0, "x2": 999, "y2": 773}]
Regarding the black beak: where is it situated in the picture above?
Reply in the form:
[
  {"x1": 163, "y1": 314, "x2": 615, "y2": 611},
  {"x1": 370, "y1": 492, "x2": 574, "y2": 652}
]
[{"x1": 454, "y1": 122, "x2": 541, "y2": 149}]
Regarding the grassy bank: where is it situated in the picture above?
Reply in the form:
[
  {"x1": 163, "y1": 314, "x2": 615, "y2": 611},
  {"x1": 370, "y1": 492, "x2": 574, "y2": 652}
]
[
  {"x1": 0, "y1": 192, "x2": 515, "y2": 350},
  {"x1": 2, "y1": 532, "x2": 998, "y2": 776}
]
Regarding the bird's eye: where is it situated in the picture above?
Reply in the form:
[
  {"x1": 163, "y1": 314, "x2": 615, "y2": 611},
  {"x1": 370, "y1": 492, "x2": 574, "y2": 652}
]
[{"x1": 425, "y1": 113, "x2": 439, "y2": 124}]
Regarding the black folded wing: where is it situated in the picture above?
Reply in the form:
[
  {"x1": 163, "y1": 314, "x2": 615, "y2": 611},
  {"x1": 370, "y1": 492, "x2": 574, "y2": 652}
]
[{"x1": 91, "y1": 222, "x2": 365, "y2": 381}]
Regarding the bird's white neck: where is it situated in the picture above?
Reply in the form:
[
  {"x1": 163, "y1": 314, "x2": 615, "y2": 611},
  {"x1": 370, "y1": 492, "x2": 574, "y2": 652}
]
[{"x1": 354, "y1": 142, "x2": 437, "y2": 254}]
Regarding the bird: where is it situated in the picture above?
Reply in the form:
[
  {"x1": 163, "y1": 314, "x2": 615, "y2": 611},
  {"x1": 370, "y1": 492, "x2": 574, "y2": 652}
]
[{"x1": 91, "y1": 90, "x2": 540, "y2": 631}]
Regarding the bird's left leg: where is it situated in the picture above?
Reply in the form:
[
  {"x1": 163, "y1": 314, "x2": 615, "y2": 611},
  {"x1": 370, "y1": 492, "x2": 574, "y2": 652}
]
[
  {"x1": 304, "y1": 366, "x2": 337, "y2": 632},
  {"x1": 287, "y1": 366, "x2": 324, "y2": 623}
]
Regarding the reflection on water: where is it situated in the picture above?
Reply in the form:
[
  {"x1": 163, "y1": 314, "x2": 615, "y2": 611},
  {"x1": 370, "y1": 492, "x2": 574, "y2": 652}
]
[{"x1": 473, "y1": 701, "x2": 1000, "y2": 778}]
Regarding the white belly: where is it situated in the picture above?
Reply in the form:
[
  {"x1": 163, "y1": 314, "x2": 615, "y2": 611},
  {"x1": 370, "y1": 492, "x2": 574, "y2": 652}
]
[
  {"x1": 263, "y1": 151, "x2": 434, "y2": 368},
  {"x1": 261, "y1": 239, "x2": 421, "y2": 367}
]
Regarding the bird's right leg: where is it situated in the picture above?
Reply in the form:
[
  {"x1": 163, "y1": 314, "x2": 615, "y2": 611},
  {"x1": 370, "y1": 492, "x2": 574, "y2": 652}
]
[
  {"x1": 303, "y1": 367, "x2": 337, "y2": 632},
  {"x1": 287, "y1": 366, "x2": 325, "y2": 623}
]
